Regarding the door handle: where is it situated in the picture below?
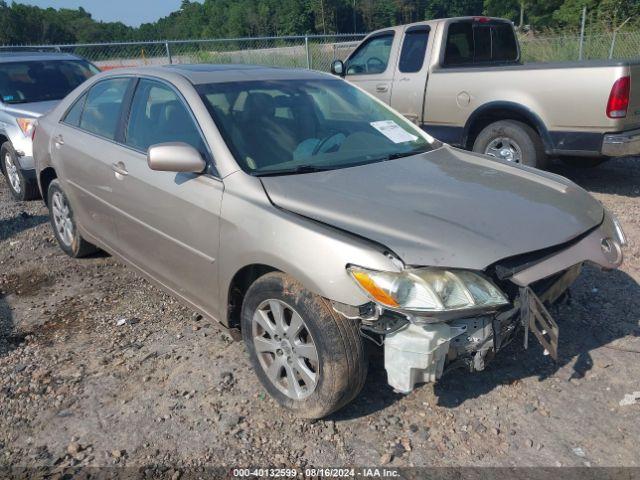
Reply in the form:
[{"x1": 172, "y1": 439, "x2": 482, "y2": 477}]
[
  {"x1": 54, "y1": 134, "x2": 64, "y2": 148},
  {"x1": 375, "y1": 84, "x2": 389, "y2": 92},
  {"x1": 111, "y1": 162, "x2": 128, "y2": 177}
]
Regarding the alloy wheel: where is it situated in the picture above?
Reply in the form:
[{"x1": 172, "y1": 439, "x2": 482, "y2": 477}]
[
  {"x1": 251, "y1": 299, "x2": 319, "y2": 400},
  {"x1": 51, "y1": 191, "x2": 74, "y2": 247},
  {"x1": 4, "y1": 153, "x2": 21, "y2": 194},
  {"x1": 484, "y1": 137, "x2": 523, "y2": 163}
]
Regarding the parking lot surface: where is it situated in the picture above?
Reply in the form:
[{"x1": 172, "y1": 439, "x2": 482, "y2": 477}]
[{"x1": 1, "y1": 158, "x2": 639, "y2": 472}]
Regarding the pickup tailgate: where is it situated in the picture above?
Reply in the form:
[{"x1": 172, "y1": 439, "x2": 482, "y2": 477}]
[{"x1": 624, "y1": 63, "x2": 640, "y2": 129}]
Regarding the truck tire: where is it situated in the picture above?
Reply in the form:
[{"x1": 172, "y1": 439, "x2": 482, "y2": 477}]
[
  {"x1": 1, "y1": 142, "x2": 40, "y2": 201},
  {"x1": 473, "y1": 120, "x2": 547, "y2": 169},
  {"x1": 241, "y1": 272, "x2": 368, "y2": 419},
  {"x1": 47, "y1": 179, "x2": 98, "y2": 258}
]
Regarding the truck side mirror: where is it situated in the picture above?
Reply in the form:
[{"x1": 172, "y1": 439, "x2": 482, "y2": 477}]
[{"x1": 331, "y1": 60, "x2": 345, "y2": 77}]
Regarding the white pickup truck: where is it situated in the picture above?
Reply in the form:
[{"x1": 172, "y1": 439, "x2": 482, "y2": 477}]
[{"x1": 331, "y1": 16, "x2": 640, "y2": 168}]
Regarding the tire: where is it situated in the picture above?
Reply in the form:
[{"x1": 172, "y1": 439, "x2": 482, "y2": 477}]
[
  {"x1": 560, "y1": 156, "x2": 607, "y2": 168},
  {"x1": 1, "y1": 142, "x2": 39, "y2": 201},
  {"x1": 472, "y1": 120, "x2": 548, "y2": 169},
  {"x1": 241, "y1": 272, "x2": 368, "y2": 419},
  {"x1": 47, "y1": 179, "x2": 98, "y2": 258}
]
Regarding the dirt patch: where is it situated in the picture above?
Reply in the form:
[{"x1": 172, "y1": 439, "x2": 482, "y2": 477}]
[{"x1": 0, "y1": 269, "x2": 53, "y2": 297}]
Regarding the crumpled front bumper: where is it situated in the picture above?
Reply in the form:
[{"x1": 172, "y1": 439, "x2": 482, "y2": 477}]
[
  {"x1": 602, "y1": 128, "x2": 640, "y2": 157},
  {"x1": 380, "y1": 211, "x2": 625, "y2": 393}
]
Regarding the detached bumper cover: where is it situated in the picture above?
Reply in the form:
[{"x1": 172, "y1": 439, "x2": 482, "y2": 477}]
[{"x1": 602, "y1": 128, "x2": 640, "y2": 157}]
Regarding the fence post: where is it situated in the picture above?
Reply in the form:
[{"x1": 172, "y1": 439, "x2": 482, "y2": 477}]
[
  {"x1": 578, "y1": 6, "x2": 586, "y2": 60},
  {"x1": 305, "y1": 35, "x2": 311, "y2": 69},
  {"x1": 609, "y1": 31, "x2": 617, "y2": 59},
  {"x1": 165, "y1": 41, "x2": 173, "y2": 64}
]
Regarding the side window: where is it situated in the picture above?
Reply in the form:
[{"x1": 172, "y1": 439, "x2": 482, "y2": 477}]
[
  {"x1": 79, "y1": 78, "x2": 130, "y2": 140},
  {"x1": 62, "y1": 93, "x2": 87, "y2": 127},
  {"x1": 444, "y1": 21, "x2": 518, "y2": 66},
  {"x1": 399, "y1": 27, "x2": 430, "y2": 73},
  {"x1": 125, "y1": 79, "x2": 205, "y2": 154},
  {"x1": 444, "y1": 22, "x2": 473, "y2": 65},
  {"x1": 346, "y1": 33, "x2": 394, "y2": 75}
]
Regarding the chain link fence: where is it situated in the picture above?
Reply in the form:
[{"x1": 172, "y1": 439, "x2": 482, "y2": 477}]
[
  {"x1": 0, "y1": 31, "x2": 637, "y2": 69},
  {"x1": 519, "y1": 31, "x2": 640, "y2": 62},
  {"x1": 0, "y1": 35, "x2": 365, "y2": 72}
]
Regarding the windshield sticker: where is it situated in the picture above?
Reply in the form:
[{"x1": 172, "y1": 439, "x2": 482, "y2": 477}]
[
  {"x1": 2, "y1": 95, "x2": 14, "y2": 102},
  {"x1": 370, "y1": 120, "x2": 418, "y2": 144}
]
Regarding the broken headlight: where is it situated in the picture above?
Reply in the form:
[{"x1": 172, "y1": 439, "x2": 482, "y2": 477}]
[{"x1": 347, "y1": 265, "x2": 508, "y2": 313}]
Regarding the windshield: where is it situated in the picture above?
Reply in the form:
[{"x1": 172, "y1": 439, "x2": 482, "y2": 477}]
[
  {"x1": 197, "y1": 79, "x2": 438, "y2": 175},
  {"x1": 0, "y1": 60, "x2": 99, "y2": 104}
]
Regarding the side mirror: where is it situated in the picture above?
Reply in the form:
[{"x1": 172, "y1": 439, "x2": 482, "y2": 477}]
[
  {"x1": 147, "y1": 142, "x2": 206, "y2": 173},
  {"x1": 330, "y1": 59, "x2": 345, "y2": 77}
]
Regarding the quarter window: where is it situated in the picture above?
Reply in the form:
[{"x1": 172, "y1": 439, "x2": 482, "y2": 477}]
[
  {"x1": 125, "y1": 79, "x2": 205, "y2": 153},
  {"x1": 62, "y1": 93, "x2": 87, "y2": 127},
  {"x1": 399, "y1": 27, "x2": 430, "y2": 73},
  {"x1": 346, "y1": 33, "x2": 394, "y2": 75},
  {"x1": 79, "y1": 78, "x2": 130, "y2": 140}
]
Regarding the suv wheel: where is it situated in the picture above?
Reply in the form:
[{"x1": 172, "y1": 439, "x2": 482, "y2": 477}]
[
  {"x1": 47, "y1": 179, "x2": 98, "y2": 258},
  {"x1": 241, "y1": 272, "x2": 368, "y2": 419},
  {"x1": 1, "y1": 142, "x2": 39, "y2": 201},
  {"x1": 473, "y1": 120, "x2": 548, "y2": 169}
]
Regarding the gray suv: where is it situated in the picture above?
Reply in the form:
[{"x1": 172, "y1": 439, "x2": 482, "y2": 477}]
[
  {"x1": 0, "y1": 52, "x2": 98, "y2": 200},
  {"x1": 33, "y1": 65, "x2": 626, "y2": 418}
]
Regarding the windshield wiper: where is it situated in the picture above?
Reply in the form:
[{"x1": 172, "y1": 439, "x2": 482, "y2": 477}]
[{"x1": 255, "y1": 164, "x2": 332, "y2": 177}]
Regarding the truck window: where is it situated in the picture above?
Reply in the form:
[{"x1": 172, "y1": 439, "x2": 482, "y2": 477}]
[
  {"x1": 346, "y1": 33, "x2": 394, "y2": 76},
  {"x1": 399, "y1": 27, "x2": 430, "y2": 73},
  {"x1": 444, "y1": 21, "x2": 518, "y2": 66}
]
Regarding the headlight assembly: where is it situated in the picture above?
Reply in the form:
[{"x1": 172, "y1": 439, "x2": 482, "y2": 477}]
[{"x1": 347, "y1": 265, "x2": 508, "y2": 313}]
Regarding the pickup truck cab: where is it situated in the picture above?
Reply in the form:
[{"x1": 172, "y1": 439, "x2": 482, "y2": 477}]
[{"x1": 332, "y1": 16, "x2": 640, "y2": 168}]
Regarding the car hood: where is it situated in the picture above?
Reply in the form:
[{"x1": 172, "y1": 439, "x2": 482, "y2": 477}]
[
  {"x1": 2, "y1": 100, "x2": 60, "y2": 118},
  {"x1": 260, "y1": 147, "x2": 604, "y2": 270}
]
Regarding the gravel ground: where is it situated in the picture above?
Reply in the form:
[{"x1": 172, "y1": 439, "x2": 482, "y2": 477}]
[{"x1": 1, "y1": 158, "x2": 639, "y2": 474}]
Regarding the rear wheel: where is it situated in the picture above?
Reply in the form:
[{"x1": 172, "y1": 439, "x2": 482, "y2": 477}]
[
  {"x1": 1, "y1": 142, "x2": 39, "y2": 201},
  {"x1": 241, "y1": 272, "x2": 368, "y2": 419},
  {"x1": 473, "y1": 120, "x2": 547, "y2": 169},
  {"x1": 47, "y1": 179, "x2": 98, "y2": 258}
]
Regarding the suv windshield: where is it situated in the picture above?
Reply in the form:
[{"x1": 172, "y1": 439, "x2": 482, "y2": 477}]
[
  {"x1": 0, "y1": 60, "x2": 99, "y2": 104},
  {"x1": 197, "y1": 79, "x2": 437, "y2": 175}
]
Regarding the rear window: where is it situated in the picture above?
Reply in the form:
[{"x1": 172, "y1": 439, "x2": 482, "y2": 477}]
[
  {"x1": 444, "y1": 21, "x2": 518, "y2": 66},
  {"x1": 0, "y1": 60, "x2": 99, "y2": 104}
]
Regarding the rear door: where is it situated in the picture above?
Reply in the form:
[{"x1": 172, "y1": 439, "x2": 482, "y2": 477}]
[
  {"x1": 107, "y1": 77, "x2": 223, "y2": 314},
  {"x1": 344, "y1": 31, "x2": 397, "y2": 103},
  {"x1": 51, "y1": 77, "x2": 132, "y2": 248},
  {"x1": 389, "y1": 25, "x2": 431, "y2": 124}
]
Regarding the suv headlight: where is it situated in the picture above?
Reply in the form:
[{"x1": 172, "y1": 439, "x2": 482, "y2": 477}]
[
  {"x1": 608, "y1": 209, "x2": 627, "y2": 246},
  {"x1": 347, "y1": 265, "x2": 508, "y2": 312}
]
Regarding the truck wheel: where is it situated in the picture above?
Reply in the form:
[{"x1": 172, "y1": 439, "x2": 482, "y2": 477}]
[
  {"x1": 241, "y1": 272, "x2": 368, "y2": 419},
  {"x1": 1, "y1": 142, "x2": 39, "y2": 201},
  {"x1": 473, "y1": 120, "x2": 547, "y2": 169},
  {"x1": 47, "y1": 179, "x2": 98, "y2": 258}
]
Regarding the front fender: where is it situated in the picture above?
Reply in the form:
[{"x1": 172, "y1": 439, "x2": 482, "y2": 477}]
[{"x1": 217, "y1": 172, "x2": 401, "y2": 321}]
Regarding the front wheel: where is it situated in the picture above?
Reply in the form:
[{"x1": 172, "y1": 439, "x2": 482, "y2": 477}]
[
  {"x1": 241, "y1": 272, "x2": 368, "y2": 419},
  {"x1": 1, "y1": 142, "x2": 39, "y2": 201},
  {"x1": 473, "y1": 120, "x2": 548, "y2": 169}
]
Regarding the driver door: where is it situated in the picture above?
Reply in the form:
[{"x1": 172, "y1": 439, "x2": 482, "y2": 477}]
[{"x1": 344, "y1": 32, "x2": 398, "y2": 103}]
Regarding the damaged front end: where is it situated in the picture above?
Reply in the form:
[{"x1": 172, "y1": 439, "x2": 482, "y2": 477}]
[{"x1": 334, "y1": 211, "x2": 626, "y2": 393}]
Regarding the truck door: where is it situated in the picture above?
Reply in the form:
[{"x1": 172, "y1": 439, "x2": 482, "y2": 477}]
[
  {"x1": 344, "y1": 31, "x2": 397, "y2": 103},
  {"x1": 389, "y1": 25, "x2": 431, "y2": 125}
]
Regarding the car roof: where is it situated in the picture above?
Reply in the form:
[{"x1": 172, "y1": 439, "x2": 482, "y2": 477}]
[
  {"x1": 101, "y1": 63, "x2": 335, "y2": 85},
  {"x1": 0, "y1": 51, "x2": 84, "y2": 63}
]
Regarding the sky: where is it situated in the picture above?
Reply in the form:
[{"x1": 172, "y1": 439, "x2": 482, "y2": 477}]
[{"x1": 13, "y1": 0, "x2": 201, "y2": 26}]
